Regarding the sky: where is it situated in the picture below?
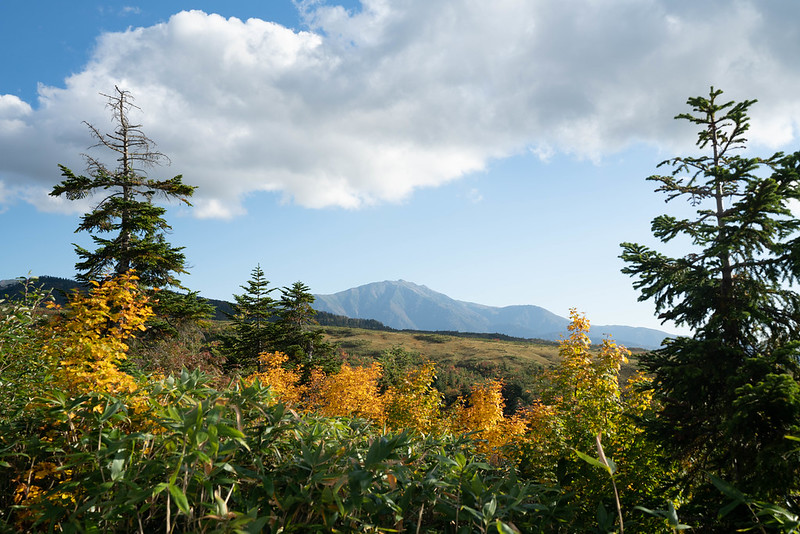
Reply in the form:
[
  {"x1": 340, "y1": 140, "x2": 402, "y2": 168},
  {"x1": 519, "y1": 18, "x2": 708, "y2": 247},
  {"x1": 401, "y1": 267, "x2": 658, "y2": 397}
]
[{"x1": 3, "y1": 0, "x2": 800, "y2": 336}]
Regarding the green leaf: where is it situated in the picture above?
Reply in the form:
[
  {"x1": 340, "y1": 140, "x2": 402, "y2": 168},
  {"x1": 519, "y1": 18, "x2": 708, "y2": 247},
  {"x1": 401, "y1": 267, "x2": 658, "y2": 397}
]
[
  {"x1": 635, "y1": 504, "x2": 692, "y2": 530},
  {"x1": 454, "y1": 452, "x2": 467, "y2": 470},
  {"x1": 604, "y1": 456, "x2": 617, "y2": 476},
  {"x1": 718, "y1": 499, "x2": 741, "y2": 519},
  {"x1": 597, "y1": 502, "x2": 609, "y2": 526},
  {"x1": 110, "y1": 456, "x2": 126, "y2": 481},
  {"x1": 214, "y1": 491, "x2": 228, "y2": 517},
  {"x1": 708, "y1": 473, "x2": 745, "y2": 501},
  {"x1": 574, "y1": 449, "x2": 613, "y2": 475},
  {"x1": 494, "y1": 520, "x2": 520, "y2": 534},
  {"x1": 667, "y1": 501, "x2": 680, "y2": 527},
  {"x1": 99, "y1": 400, "x2": 125, "y2": 423},
  {"x1": 217, "y1": 424, "x2": 246, "y2": 440},
  {"x1": 168, "y1": 483, "x2": 190, "y2": 514},
  {"x1": 667, "y1": 502, "x2": 692, "y2": 530},
  {"x1": 237, "y1": 515, "x2": 270, "y2": 534},
  {"x1": 482, "y1": 497, "x2": 497, "y2": 519},
  {"x1": 152, "y1": 482, "x2": 169, "y2": 496}
]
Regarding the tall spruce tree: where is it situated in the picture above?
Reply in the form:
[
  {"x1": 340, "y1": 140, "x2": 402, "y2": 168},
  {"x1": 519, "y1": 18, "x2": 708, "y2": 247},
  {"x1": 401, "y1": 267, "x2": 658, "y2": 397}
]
[
  {"x1": 223, "y1": 265, "x2": 278, "y2": 372},
  {"x1": 274, "y1": 281, "x2": 335, "y2": 370},
  {"x1": 620, "y1": 88, "x2": 800, "y2": 523},
  {"x1": 51, "y1": 87, "x2": 195, "y2": 288}
]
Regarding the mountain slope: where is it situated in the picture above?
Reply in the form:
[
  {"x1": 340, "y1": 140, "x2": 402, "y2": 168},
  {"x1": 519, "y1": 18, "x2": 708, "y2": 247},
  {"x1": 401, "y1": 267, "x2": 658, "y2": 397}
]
[
  {"x1": 314, "y1": 280, "x2": 671, "y2": 349},
  {"x1": 0, "y1": 276, "x2": 234, "y2": 320}
]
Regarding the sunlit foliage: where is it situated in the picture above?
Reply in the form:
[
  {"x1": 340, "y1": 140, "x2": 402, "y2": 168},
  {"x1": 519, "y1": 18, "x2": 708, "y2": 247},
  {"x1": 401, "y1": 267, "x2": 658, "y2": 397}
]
[
  {"x1": 0, "y1": 278, "x2": 54, "y2": 422},
  {"x1": 4, "y1": 270, "x2": 796, "y2": 532},
  {"x1": 45, "y1": 272, "x2": 151, "y2": 401},
  {"x1": 450, "y1": 378, "x2": 528, "y2": 460},
  {"x1": 519, "y1": 309, "x2": 668, "y2": 530},
  {"x1": 307, "y1": 362, "x2": 386, "y2": 421},
  {"x1": 383, "y1": 360, "x2": 443, "y2": 434},
  {"x1": 245, "y1": 350, "x2": 304, "y2": 406}
]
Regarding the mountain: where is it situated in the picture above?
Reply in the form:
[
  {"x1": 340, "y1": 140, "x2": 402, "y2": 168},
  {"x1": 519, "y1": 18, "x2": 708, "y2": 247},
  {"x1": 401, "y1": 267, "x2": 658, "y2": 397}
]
[
  {"x1": 2, "y1": 276, "x2": 672, "y2": 348},
  {"x1": 314, "y1": 280, "x2": 672, "y2": 349}
]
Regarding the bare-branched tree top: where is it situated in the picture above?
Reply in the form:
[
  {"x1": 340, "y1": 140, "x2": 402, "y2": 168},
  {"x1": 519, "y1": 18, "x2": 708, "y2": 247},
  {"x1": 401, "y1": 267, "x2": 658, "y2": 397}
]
[{"x1": 51, "y1": 86, "x2": 196, "y2": 288}]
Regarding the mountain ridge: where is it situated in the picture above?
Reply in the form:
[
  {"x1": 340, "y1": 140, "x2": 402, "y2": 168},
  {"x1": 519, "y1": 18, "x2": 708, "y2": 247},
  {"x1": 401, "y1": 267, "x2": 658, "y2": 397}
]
[
  {"x1": 313, "y1": 280, "x2": 672, "y2": 349},
  {"x1": 1, "y1": 276, "x2": 672, "y2": 349}
]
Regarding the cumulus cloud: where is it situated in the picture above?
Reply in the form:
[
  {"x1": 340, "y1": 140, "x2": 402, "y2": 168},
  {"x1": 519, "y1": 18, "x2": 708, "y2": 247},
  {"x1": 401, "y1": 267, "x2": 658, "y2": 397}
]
[{"x1": 2, "y1": 0, "x2": 800, "y2": 217}]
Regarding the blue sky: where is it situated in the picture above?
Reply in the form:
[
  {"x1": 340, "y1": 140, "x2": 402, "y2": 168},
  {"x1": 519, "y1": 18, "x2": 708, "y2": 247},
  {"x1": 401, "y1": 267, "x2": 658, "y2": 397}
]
[{"x1": 3, "y1": 1, "x2": 800, "y2": 335}]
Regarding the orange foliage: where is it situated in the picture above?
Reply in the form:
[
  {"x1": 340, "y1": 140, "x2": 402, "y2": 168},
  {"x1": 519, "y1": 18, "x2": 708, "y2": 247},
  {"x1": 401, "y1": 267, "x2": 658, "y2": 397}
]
[
  {"x1": 240, "y1": 347, "x2": 531, "y2": 462},
  {"x1": 246, "y1": 354, "x2": 385, "y2": 419},
  {"x1": 306, "y1": 362, "x2": 385, "y2": 421},
  {"x1": 245, "y1": 351, "x2": 304, "y2": 406},
  {"x1": 451, "y1": 379, "x2": 527, "y2": 459}
]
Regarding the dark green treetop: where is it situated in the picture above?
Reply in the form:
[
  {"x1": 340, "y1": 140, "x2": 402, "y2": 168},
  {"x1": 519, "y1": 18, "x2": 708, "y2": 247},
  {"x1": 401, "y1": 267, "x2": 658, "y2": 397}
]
[
  {"x1": 274, "y1": 281, "x2": 337, "y2": 373},
  {"x1": 622, "y1": 87, "x2": 800, "y2": 349},
  {"x1": 51, "y1": 87, "x2": 196, "y2": 288},
  {"x1": 620, "y1": 87, "x2": 800, "y2": 523},
  {"x1": 222, "y1": 265, "x2": 278, "y2": 373},
  {"x1": 278, "y1": 282, "x2": 317, "y2": 333}
]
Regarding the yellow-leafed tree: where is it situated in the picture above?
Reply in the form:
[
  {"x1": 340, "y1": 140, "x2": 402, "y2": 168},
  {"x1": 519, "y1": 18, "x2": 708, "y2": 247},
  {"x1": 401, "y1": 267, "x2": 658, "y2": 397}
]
[
  {"x1": 245, "y1": 351, "x2": 304, "y2": 406},
  {"x1": 450, "y1": 379, "x2": 527, "y2": 460},
  {"x1": 519, "y1": 309, "x2": 666, "y2": 524},
  {"x1": 46, "y1": 272, "x2": 152, "y2": 401},
  {"x1": 306, "y1": 362, "x2": 385, "y2": 421},
  {"x1": 383, "y1": 361, "x2": 443, "y2": 434}
]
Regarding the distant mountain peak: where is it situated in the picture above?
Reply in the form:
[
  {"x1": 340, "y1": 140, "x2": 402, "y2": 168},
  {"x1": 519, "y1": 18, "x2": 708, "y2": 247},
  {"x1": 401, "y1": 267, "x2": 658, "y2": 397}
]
[{"x1": 313, "y1": 280, "x2": 672, "y2": 349}]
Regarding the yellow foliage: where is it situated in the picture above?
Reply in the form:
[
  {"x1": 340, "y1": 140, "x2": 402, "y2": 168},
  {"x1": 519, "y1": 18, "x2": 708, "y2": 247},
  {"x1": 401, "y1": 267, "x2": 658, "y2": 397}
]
[
  {"x1": 306, "y1": 362, "x2": 385, "y2": 421},
  {"x1": 544, "y1": 308, "x2": 630, "y2": 436},
  {"x1": 451, "y1": 379, "x2": 527, "y2": 459},
  {"x1": 383, "y1": 361, "x2": 443, "y2": 434},
  {"x1": 248, "y1": 356, "x2": 444, "y2": 433},
  {"x1": 13, "y1": 460, "x2": 76, "y2": 528},
  {"x1": 454, "y1": 379, "x2": 505, "y2": 431},
  {"x1": 245, "y1": 351, "x2": 304, "y2": 406},
  {"x1": 239, "y1": 349, "x2": 535, "y2": 463},
  {"x1": 521, "y1": 401, "x2": 565, "y2": 462},
  {"x1": 45, "y1": 272, "x2": 152, "y2": 409},
  {"x1": 520, "y1": 309, "x2": 663, "y2": 497}
]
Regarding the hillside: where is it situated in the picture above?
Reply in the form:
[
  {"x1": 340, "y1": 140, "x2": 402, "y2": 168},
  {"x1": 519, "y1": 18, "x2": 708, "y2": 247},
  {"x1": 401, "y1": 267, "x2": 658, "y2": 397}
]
[
  {"x1": 0, "y1": 276, "x2": 234, "y2": 320},
  {"x1": 314, "y1": 280, "x2": 672, "y2": 349},
  {"x1": 0, "y1": 276, "x2": 86, "y2": 305},
  {"x1": 2, "y1": 276, "x2": 672, "y2": 348},
  {"x1": 321, "y1": 324, "x2": 643, "y2": 409}
]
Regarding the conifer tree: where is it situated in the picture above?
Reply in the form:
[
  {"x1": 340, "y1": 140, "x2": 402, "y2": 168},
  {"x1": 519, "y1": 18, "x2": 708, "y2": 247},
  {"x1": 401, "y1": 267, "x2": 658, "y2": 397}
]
[
  {"x1": 51, "y1": 87, "x2": 195, "y2": 289},
  {"x1": 274, "y1": 281, "x2": 336, "y2": 371},
  {"x1": 620, "y1": 88, "x2": 800, "y2": 520},
  {"x1": 223, "y1": 265, "x2": 278, "y2": 372}
]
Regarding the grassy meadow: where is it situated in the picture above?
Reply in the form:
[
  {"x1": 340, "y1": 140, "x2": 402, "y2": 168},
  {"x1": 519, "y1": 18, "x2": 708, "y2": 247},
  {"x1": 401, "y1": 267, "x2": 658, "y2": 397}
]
[{"x1": 324, "y1": 326, "x2": 560, "y2": 366}]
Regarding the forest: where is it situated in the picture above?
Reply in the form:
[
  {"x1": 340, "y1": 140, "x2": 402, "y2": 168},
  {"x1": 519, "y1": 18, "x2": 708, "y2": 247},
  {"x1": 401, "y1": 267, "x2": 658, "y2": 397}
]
[{"x1": 1, "y1": 86, "x2": 800, "y2": 533}]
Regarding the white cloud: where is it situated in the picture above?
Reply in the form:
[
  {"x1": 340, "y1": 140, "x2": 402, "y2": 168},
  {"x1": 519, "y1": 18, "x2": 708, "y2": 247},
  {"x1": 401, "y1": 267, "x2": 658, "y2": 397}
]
[
  {"x1": 0, "y1": 94, "x2": 31, "y2": 117},
  {"x1": 2, "y1": 1, "x2": 800, "y2": 216}
]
